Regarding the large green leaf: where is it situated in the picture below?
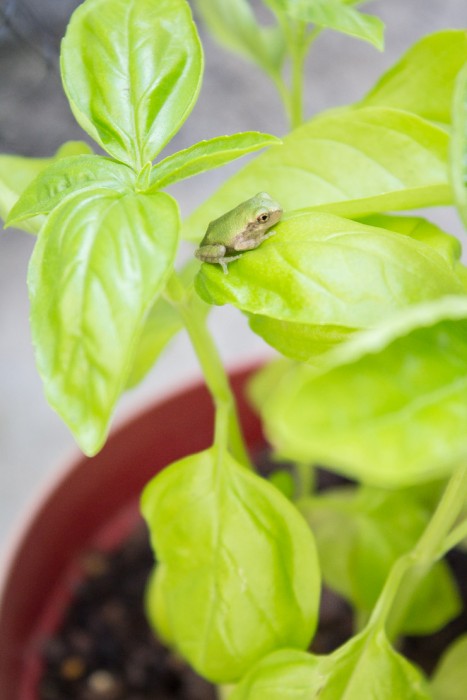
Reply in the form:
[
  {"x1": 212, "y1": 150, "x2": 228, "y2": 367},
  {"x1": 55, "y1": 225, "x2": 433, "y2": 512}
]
[
  {"x1": 265, "y1": 0, "x2": 384, "y2": 50},
  {"x1": 28, "y1": 188, "x2": 179, "y2": 455},
  {"x1": 183, "y1": 107, "x2": 450, "y2": 242},
  {"x1": 141, "y1": 447, "x2": 320, "y2": 683},
  {"x1": 362, "y1": 30, "x2": 467, "y2": 127},
  {"x1": 259, "y1": 296, "x2": 467, "y2": 486},
  {"x1": 193, "y1": 0, "x2": 285, "y2": 76},
  {"x1": 300, "y1": 487, "x2": 460, "y2": 634},
  {"x1": 61, "y1": 0, "x2": 203, "y2": 168},
  {"x1": 7, "y1": 155, "x2": 135, "y2": 227},
  {"x1": 431, "y1": 634, "x2": 467, "y2": 700},
  {"x1": 243, "y1": 213, "x2": 466, "y2": 361},
  {"x1": 0, "y1": 141, "x2": 92, "y2": 233},
  {"x1": 450, "y1": 62, "x2": 467, "y2": 230},
  {"x1": 231, "y1": 631, "x2": 430, "y2": 700},
  {"x1": 196, "y1": 212, "x2": 464, "y2": 329},
  {"x1": 149, "y1": 132, "x2": 281, "y2": 190}
]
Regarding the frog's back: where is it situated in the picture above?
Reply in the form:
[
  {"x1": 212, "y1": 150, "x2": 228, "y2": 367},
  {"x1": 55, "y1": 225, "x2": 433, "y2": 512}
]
[{"x1": 204, "y1": 199, "x2": 252, "y2": 244}]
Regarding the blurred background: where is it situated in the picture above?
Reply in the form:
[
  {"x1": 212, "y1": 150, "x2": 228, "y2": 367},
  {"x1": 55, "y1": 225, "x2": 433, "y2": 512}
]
[{"x1": 0, "y1": 0, "x2": 465, "y2": 550}]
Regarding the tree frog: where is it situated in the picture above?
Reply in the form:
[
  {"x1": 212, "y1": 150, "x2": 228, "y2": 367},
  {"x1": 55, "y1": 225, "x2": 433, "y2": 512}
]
[{"x1": 195, "y1": 192, "x2": 283, "y2": 274}]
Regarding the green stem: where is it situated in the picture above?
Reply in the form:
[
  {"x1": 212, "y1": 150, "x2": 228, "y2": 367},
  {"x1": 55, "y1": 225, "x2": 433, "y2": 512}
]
[
  {"x1": 354, "y1": 607, "x2": 370, "y2": 635},
  {"x1": 272, "y1": 73, "x2": 294, "y2": 126},
  {"x1": 214, "y1": 401, "x2": 230, "y2": 452},
  {"x1": 367, "y1": 553, "x2": 413, "y2": 636},
  {"x1": 294, "y1": 462, "x2": 315, "y2": 499},
  {"x1": 438, "y1": 516, "x2": 467, "y2": 558},
  {"x1": 165, "y1": 271, "x2": 251, "y2": 468},
  {"x1": 287, "y1": 26, "x2": 321, "y2": 129},
  {"x1": 288, "y1": 22, "x2": 307, "y2": 129},
  {"x1": 273, "y1": 15, "x2": 310, "y2": 130},
  {"x1": 368, "y1": 463, "x2": 467, "y2": 639}
]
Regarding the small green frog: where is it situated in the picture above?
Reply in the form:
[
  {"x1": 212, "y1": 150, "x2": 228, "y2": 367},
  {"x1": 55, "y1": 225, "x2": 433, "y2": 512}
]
[{"x1": 195, "y1": 192, "x2": 283, "y2": 274}]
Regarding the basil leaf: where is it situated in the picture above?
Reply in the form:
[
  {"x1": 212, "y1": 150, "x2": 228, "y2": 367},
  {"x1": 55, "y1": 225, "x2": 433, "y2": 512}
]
[
  {"x1": 149, "y1": 133, "x2": 281, "y2": 190},
  {"x1": 196, "y1": 212, "x2": 464, "y2": 329},
  {"x1": 229, "y1": 649, "x2": 320, "y2": 700},
  {"x1": 232, "y1": 631, "x2": 430, "y2": 700},
  {"x1": 359, "y1": 214, "x2": 462, "y2": 270},
  {"x1": 260, "y1": 297, "x2": 467, "y2": 486},
  {"x1": 431, "y1": 634, "x2": 467, "y2": 700},
  {"x1": 141, "y1": 447, "x2": 320, "y2": 683},
  {"x1": 7, "y1": 155, "x2": 135, "y2": 227},
  {"x1": 183, "y1": 107, "x2": 450, "y2": 242},
  {"x1": 193, "y1": 0, "x2": 285, "y2": 76},
  {"x1": 61, "y1": 0, "x2": 203, "y2": 168},
  {"x1": 362, "y1": 30, "x2": 467, "y2": 127},
  {"x1": 360, "y1": 213, "x2": 467, "y2": 293},
  {"x1": 245, "y1": 214, "x2": 466, "y2": 361},
  {"x1": 301, "y1": 487, "x2": 460, "y2": 635},
  {"x1": 29, "y1": 188, "x2": 179, "y2": 455},
  {"x1": 450, "y1": 63, "x2": 467, "y2": 230},
  {"x1": 248, "y1": 316, "x2": 356, "y2": 362},
  {"x1": 0, "y1": 141, "x2": 92, "y2": 234},
  {"x1": 266, "y1": 0, "x2": 384, "y2": 50},
  {"x1": 324, "y1": 631, "x2": 432, "y2": 699}
]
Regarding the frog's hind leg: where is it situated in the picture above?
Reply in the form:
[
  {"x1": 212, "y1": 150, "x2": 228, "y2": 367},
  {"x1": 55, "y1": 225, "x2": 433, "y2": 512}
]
[
  {"x1": 195, "y1": 243, "x2": 226, "y2": 263},
  {"x1": 220, "y1": 254, "x2": 242, "y2": 274}
]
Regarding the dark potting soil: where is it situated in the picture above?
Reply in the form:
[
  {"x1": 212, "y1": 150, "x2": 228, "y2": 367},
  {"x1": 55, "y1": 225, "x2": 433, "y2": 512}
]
[
  {"x1": 39, "y1": 524, "x2": 217, "y2": 700},
  {"x1": 38, "y1": 463, "x2": 467, "y2": 699}
]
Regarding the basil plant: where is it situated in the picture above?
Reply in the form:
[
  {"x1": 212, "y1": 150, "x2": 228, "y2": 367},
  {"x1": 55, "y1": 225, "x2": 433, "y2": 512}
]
[{"x1": 2, "y1": 0, "x2": 467, "y2": 697}]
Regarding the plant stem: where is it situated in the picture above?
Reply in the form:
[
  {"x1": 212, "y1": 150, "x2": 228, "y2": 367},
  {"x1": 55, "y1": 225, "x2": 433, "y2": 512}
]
[
  {"x1": 273, "y1": 15, "x2": 311, "y2": 130},
  {"x1": 294, "y1": 462, "x2": 315, "y2": 498},
  {"x1": 165, "y1": 271, "x2": 251, "y2": 467},
  {"x1": 368, "y1": 463, "x2": 467, "y2": 639},
  {"x1": 367, "y1": 552, "x2": 413, "y2": 637},
  {"x1": 355, "y1": 607, "x2": 370, "y2": 634},
  {"x1": 438, "y1": 516, "x2": 467, "y2": 558},
  {"x1": 287, "y1": 21, "x2": 308, "y2": 129}
]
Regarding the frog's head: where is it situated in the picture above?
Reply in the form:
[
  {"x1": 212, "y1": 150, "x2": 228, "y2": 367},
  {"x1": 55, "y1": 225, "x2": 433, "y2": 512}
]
[{"x1": 250, "y1": 192, "x2": 283, "y2": 230}]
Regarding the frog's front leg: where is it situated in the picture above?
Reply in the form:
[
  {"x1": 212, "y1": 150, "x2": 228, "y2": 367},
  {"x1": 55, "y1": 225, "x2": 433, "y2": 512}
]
[
  {"x1": 195, "y1": 243, "x2": 242, "y2": 275},
  {"x1": 234, "y1": 229, "x2": 277, "y2": 251}
]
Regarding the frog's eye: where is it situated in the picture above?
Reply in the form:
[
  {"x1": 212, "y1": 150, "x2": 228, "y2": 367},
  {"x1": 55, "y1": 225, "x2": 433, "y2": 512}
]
[{"x1": 256, "y1": 211, "x2": 270, "y2": 223}]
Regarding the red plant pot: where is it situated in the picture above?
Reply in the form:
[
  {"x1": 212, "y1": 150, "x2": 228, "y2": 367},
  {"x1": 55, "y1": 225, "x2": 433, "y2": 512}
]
[{"x1": 0, "y1": 367, "x2": 263, "y2": 700}]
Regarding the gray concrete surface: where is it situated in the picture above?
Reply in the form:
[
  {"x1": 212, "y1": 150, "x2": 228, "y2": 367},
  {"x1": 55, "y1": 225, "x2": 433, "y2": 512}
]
[{"x1": 0, "y1": 0, "x2": 466, "y2": 553}]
